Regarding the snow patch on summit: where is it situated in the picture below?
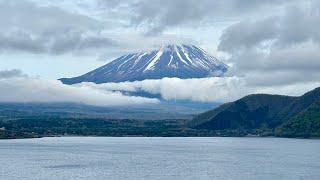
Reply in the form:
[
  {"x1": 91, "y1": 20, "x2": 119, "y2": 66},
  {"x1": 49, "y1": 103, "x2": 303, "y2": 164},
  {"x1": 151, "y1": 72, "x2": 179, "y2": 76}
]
[{"x1": 144, "y1": 48, "x2": 164, "y2": 71}]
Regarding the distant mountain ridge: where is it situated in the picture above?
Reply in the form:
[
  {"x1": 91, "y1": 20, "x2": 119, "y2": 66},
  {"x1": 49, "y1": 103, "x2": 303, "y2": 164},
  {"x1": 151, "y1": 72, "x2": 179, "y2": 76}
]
[
  {"x1": 60, "y1": 44, "x2": 228, "y2": 84},
  {"x1": 191, "y1": 87, "x2": 320, "y2": 137}
]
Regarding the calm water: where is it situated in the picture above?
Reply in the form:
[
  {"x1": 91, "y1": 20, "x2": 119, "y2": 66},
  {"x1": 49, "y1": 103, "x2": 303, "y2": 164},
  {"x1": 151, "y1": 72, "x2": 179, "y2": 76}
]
[{"x1": 0, "y1": 137, "x2": 319, "y2": 180}]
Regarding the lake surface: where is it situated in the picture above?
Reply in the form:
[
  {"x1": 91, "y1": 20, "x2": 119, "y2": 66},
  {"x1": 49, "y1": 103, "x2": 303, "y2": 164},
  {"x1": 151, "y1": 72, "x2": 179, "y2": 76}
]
[{"x1": 0, "y1": 137, "x2": 319, "y2": 180}]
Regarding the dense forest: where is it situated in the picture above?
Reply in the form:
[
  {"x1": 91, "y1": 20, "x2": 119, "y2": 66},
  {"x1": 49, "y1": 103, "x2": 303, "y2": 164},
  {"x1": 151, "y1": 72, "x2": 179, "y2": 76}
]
[{"x1": 192, "y1": 87, "x2": 320, "y2": 138}]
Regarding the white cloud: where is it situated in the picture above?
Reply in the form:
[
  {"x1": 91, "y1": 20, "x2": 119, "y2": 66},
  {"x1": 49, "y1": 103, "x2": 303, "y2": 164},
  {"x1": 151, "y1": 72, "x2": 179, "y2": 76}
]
[
  {"x1": 0, "y1": 74, "x2": 159, "y2": 106},
  {"x1": 1, "y1": 69, "x2": 319, "y2": 106},
  {"x1": 255, "y1": 82, "x2": 320, "y2": 96},
  {"x1": 77, "y1": 77, "x2": 320, "y2": 103}
]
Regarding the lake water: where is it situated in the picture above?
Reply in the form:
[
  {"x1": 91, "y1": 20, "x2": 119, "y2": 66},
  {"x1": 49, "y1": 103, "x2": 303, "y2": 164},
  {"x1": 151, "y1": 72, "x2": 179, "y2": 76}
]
[{"x1": 0, "y1": 137, "x2": 319, "y2": 180}]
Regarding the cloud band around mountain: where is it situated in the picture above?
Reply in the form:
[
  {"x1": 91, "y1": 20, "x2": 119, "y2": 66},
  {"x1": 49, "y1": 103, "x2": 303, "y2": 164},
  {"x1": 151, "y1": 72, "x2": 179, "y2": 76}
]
[
  {"x1": 0, "y1": 70, "x2": 159, "y2": 106},
  {"x1": 1, "y1": 69, "x2": 320, "y2": 106}
]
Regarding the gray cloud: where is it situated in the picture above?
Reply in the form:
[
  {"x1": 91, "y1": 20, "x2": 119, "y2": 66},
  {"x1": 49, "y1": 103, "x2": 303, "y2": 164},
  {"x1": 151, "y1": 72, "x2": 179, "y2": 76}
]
[
  {"x1": 0, "y1": 31, "x2": 117, "y2": 55},
  {"x1": 219, "y1": 2, "x2": 320, "y2": 52},
  {"x1": 0, "y1": 0, "x2": 102, "y2": 33},
  {"x1": 218, "y1": 17, "x2": 279, "y2": 52},
  {"x1": 0, "y1": 0, "x2": 117, "y2": 55},
  {"x1": 0, "y1": 31, "x2": 45, "y2": 54},
  {"x1": 218, "y1": 1, "x2": 320, "y2": 87},
  {"x1": 0, "y1": 0, "x2": 307, "y2": 57},
  {"x1": 37, "y1": 0, "x2": 294, "y2": 34},
  {"x1": 0, "y1": 69, "x2": 26, "y2": 79},
  {"x1": 0, "y1": 0, "x2": 200, "y2": 57},
  {"x1": 129, "y1": 0, "x2": 291, "y2": 34},
  {"x1": 48, "y1": 32, "x2": 117, "y2": 55}
]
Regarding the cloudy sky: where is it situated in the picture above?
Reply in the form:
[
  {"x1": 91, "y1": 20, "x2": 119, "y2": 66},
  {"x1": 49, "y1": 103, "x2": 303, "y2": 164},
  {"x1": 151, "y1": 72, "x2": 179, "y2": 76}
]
[{"x1": 0, "y1": 0, "x2": 319, "y2": 106}]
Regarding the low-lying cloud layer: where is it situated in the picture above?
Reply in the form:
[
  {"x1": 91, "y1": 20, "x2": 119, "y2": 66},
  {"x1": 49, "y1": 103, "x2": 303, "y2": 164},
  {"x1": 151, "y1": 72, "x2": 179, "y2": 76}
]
[
  {"x1": 0, "y1": 70, "x2": 159, "y2": 106},
  {"x1": 79, "y1": 77, "x2": 247, "y2": 103},
  {"x1": 1, "y1": 69, "x2": 320, "y2": 106},
  {"x1": 77, "y1": 77, "x2": 320, "y2": 103}
]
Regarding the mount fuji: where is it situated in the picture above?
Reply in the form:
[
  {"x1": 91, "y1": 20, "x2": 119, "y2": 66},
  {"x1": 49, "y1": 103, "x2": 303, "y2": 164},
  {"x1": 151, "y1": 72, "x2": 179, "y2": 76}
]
[{"x1": 60, "y1": 44, "x2": 228, "y2": 84}]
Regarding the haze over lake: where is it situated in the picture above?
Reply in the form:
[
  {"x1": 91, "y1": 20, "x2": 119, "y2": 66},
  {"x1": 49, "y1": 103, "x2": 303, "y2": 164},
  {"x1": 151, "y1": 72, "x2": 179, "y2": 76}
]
[{"x1": 0, "y1": 137, "x2": 319, "y2": 180}]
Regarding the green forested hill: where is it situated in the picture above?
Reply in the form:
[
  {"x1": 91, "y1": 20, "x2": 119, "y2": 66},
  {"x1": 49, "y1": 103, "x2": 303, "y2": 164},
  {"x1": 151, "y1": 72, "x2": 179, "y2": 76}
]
[
  {"x1": 192, "y1": 87, "x2": 320, "y2": 137},
  {"x1": 275, "y1": 101, "x2": 320, "y2": 137},
  {"x1": 192, "y1": 94, "x2": 296, "y2": 129}
]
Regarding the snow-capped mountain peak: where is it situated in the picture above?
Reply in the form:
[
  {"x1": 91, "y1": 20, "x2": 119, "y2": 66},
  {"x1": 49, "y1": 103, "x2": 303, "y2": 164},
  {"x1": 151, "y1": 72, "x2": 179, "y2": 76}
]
[{"x1": 60, "y1": 44, "x2": 228, "y2": 84}]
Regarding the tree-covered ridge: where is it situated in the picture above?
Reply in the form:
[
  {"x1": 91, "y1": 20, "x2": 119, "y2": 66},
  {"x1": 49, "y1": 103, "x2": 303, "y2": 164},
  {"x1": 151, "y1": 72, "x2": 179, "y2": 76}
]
[
  {"x1": 276, "y1": 101, "x2": 320, "y2": 137},
  {"x1": 193, "y1": 87, "x2": 320, "y2": 137}
]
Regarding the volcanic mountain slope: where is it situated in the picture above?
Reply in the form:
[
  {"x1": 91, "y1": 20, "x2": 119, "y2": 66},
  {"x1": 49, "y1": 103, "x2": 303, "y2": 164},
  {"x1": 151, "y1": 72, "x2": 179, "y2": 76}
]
[{"x1": 60, "y1": 44, "x2": 228, "y2": 84}]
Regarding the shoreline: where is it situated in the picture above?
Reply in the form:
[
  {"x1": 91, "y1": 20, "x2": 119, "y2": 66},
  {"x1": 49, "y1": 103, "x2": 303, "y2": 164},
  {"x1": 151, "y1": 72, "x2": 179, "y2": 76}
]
[{"x1": 1, "y1": 134, "x2": 319, "y2": 140}]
